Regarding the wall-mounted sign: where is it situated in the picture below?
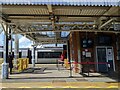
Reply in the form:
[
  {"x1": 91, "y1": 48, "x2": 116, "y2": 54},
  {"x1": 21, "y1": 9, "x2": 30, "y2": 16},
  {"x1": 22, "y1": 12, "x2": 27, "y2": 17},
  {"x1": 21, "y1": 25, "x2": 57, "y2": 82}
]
[
  {"x1": 86, "y1": 52, "x2": 91, "y2": 57},
  {"x1": 82, "y1": 51, "x2": 85, "y2": 56},
  {"x1": 81, "y1": 39, "x2": 93, "y2": 48},
  {"x1": 107, "y1": 49, "x2": 113, "y2": 60}
]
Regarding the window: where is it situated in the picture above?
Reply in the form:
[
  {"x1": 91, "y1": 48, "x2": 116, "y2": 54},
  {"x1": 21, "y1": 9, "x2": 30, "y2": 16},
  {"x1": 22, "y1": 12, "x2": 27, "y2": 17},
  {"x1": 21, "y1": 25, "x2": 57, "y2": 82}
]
[
  {"x1": 97, "y1": 35, "x2": 112, "y2": 45},
  {"x1": 81, "y1": 39, "x2": 93, "y2": 48},
  {"x1": 38, "y1": 52, "x2": 62, "y2": 58}
]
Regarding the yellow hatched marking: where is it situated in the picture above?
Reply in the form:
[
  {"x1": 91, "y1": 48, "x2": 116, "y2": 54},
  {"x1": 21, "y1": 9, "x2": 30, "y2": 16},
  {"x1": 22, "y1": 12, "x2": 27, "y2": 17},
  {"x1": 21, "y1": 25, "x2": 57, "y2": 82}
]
[
  {"x1": 53, "y1": 88, "x2": 65, "y2": 90},
  {"x1": 40, "y1": 86, "x2": 54, "y2": 88},
  {"x1": 18, "y1": 86, "x2": 31, "y2": 88},
  {"x1": 107, "y1": 86, "x2": 118, "y2": 88},
  {"x1": 62, "y1": 86, "x2": 70, "y2": 88},
  {"x1": 86, "y1": 86, "x2": 101, "y2": 88},
  {"x1": 1, "y1": 87, "x2": 7, "y2": 88},
  {"x1": 61, "y1": 86, "x2": 79, "y2": 88},
  {"x1": 69, "y1": 86, "x2": 79, "y2": 88}
]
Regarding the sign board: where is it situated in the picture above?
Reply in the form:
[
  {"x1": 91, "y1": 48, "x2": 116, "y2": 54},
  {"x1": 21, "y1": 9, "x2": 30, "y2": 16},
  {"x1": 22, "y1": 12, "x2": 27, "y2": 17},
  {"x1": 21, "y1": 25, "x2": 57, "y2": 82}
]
[
  {"x1": 107, "y1": 49, "x2": 113, "y2": 60},
  {"x1": 86, "y1": 52, "x2": 91, "y2": 57}
]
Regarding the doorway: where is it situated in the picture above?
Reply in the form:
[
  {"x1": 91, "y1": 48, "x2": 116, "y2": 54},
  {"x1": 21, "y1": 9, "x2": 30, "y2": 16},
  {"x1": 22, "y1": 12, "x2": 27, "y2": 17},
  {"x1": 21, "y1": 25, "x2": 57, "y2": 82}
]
[{"x1": 96, "y1": 46, "x2": 115, "y2": 73}]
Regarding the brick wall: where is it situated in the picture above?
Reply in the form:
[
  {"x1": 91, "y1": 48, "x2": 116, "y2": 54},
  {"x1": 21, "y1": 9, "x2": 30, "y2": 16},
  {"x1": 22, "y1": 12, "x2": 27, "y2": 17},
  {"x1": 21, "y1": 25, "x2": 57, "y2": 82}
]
[{"x1": 68, "y1": 31, "x2": 118, "y2": 73}]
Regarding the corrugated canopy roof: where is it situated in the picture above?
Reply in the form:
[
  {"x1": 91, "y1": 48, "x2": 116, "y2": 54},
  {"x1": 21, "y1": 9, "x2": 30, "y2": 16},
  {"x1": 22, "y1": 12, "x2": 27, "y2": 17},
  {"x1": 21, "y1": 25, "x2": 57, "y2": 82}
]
[
  {"x1": 1, "y1": 0, "x2": 120, "y2": 6},
  {"x1": 1, "y1": 0, "x2": 120, "y2": 44}
]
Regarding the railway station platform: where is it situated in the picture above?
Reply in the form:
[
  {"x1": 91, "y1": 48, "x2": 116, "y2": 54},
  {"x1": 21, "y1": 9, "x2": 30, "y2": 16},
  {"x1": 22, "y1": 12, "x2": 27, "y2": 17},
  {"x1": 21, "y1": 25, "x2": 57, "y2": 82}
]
[
  {"x1": 0, "y1": 64, "x2": 119, "y2": 89},
  {"x1": 0, "y1": 0, "x2": 120, "y2": 90}
]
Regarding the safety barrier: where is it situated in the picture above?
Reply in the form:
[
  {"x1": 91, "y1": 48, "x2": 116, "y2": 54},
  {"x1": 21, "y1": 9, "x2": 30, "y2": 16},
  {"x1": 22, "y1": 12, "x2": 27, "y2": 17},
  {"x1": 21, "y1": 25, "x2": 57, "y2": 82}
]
[
  {"x1": 17, "y1": 58, "x2": 29, "y2": 72},
  {"x1": 0, "y1": 58, "x2": 3, "y2": 64}
]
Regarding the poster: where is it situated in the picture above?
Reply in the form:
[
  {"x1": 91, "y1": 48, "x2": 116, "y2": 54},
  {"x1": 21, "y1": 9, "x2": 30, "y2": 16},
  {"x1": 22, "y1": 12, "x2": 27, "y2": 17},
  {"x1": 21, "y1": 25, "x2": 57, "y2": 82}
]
[
  {"x1": 86, "y1": 52, "x2": 91, "y2": 57},
  {"x1": 107, "y1": 49, "x2": 113, "y2": 60}
]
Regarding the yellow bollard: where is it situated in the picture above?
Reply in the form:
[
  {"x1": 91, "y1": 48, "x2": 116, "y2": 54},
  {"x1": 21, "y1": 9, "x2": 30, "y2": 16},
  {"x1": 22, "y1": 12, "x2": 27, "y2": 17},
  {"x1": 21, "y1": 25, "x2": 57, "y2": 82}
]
[
  {"x1": 23, "y1": 59, "x2": 25, "y2": 69},
  {"x1": 26, "y1": 58, "x2": 29, "y2": 68},
  {"x1": 64, "y1": 59, "x2": 70, "y2": 69},
  {"x1": 16, "y1": 59, "x2": 20, "y2": 72},
  {"x1": 18, "y1": 58, "x2": 23, "y2": 72},
  {"x1": 66, "y1": 59, "x2": 70, "y2": 69},
  {"x1": 23, "y1": 59, "x2": 26, "y2": 69},
  {"x1": 16, "y1": 58, "x2": 29, "y2": 72},
  {"x1": 64, "y1": 59, "x2": 67, "y2": 67},
  {"x1": 25, "y1": 58, "x2": 27, "y2": 69}
]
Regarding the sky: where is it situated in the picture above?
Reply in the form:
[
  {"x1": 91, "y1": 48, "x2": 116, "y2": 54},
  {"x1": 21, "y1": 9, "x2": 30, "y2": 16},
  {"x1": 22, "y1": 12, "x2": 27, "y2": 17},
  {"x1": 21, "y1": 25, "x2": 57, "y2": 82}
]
[
  {"x1": 1, "y1": 0, "x2": 120, "y2": 6},
  {"x1": 1, "y1": 0, "x2": 119, "y2": 2},
  {"x1": 0, "y1": 25, "x2": 33, "y2": 48},
  {"x1": 0, "y1": 31, "x2": 33, "y2": 48}
]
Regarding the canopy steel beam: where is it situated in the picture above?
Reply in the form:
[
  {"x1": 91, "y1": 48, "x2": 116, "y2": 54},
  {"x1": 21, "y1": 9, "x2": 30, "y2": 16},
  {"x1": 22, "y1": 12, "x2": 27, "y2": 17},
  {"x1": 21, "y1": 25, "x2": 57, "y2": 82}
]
[
  {"x1": 7, "y1": 14, "x2": 120, "y2": 17},
  {"x1": 47, "y1": 5, "x2": 53, "y2": 13},
  {"x1": 13, "y1": 29, "x2": 120, "y2": 34},
  {"x1": 0, "y1": 13, "x2": 11, "y2": 23},
  {"x1": 36, "y1": 40, "x2": 67, "y2": 44},
  {"x1": 15, "y1": 26, "x2": 36, "y2": 42},
  {"x1": 1, "y1": 23, "x2": 7, "y2": 33},
  {"x1": 99, "y1": 18, "x2": 115, "y2": 30},
  {"x1": 46, "y1": 4, "x2": 61, "y2": 42}
]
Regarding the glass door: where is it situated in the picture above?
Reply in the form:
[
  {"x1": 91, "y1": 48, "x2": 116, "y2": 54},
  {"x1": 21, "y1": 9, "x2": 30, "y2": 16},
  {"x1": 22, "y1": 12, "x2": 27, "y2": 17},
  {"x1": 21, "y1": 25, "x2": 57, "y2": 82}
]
[
  {"x1": 96, "y1": 46, "x2": 115, "y2": 72},
  {"x1": 97, "y1": 48, "x2": 108, "y2": 72}
]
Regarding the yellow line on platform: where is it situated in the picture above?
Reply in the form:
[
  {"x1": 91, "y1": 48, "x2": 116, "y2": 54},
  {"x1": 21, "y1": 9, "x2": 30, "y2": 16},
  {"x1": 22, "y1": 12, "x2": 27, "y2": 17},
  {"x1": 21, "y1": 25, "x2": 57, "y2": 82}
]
[
  {"x1": 1, "y1": 82, "x2": 119, "y2": 88},
  {"x1": 40, "y1": 86, "x2": 55, "y2": 88},
  {"x1": 85, "y1": 86, "x2": 101, "y2": 88},
  {"x1": 18, "y1": 86, "x2": 31, "y2": 88},
  {"x1": 1, "y1": 87, "x2": 7, "y2": 88},
  {"x1": 107, "y1": 86, "x2": 118, "y2": 88}
]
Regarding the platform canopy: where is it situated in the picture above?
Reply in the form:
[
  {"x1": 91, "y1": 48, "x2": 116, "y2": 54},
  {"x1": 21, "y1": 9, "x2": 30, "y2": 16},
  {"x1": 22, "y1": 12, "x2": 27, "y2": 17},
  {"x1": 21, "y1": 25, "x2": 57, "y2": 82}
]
[
  {"x1": 1, "y1": 0, "x2": 120, "y2": 6},
  {"x1": 0, "y1": 0, "x2": 120, "y2": 45}
]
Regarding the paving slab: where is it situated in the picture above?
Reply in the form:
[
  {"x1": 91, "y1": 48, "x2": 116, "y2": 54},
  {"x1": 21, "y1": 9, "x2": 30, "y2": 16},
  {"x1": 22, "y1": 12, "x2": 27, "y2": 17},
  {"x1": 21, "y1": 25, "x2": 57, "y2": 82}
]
[{"x1": 0, "y1": 64, "x2": 119, "y2": 89}]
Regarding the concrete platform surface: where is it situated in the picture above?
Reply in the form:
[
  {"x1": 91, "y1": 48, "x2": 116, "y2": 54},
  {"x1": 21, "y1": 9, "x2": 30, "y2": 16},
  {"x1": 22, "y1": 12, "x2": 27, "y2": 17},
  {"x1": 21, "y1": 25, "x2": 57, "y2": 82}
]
[{"x1": 0, "y1": 64, "x2": 119, "y2": 89}]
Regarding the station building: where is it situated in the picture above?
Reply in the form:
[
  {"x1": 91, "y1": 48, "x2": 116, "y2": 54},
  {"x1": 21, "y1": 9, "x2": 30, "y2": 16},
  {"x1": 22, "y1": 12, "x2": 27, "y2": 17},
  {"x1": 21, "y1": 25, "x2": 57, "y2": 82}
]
[{"x1": 68, "y1": 32, "x2": 120, "y2": 74}]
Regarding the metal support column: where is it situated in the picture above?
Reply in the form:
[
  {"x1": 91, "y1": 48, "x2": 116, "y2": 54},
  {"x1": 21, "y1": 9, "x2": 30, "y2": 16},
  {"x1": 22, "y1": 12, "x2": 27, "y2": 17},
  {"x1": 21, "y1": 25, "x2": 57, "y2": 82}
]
[
  {"x1": 69, "y1": 58, "x2": 73, "y2": 78},
  {"x1": 67, "y1": 41, "x2": 69, "y2": 61},
  {"x1": 68, "y1": 40, "x2": 73, "y2": 78},
  {"x1": 1, "y1": 24, "x2": 9, "y2": 79},
  {"x1": 14, "y1": 34, "x2": 19, "y2": 67},
  {"x1": 32, "y1": 46, "x2": 36, "y2": 67},
  {"x1": 8, "y1": 27, "x2": 12, "y2": 54},
  {"x1": 10, "y1": 28, "x2": 12, "y2": 54}
]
